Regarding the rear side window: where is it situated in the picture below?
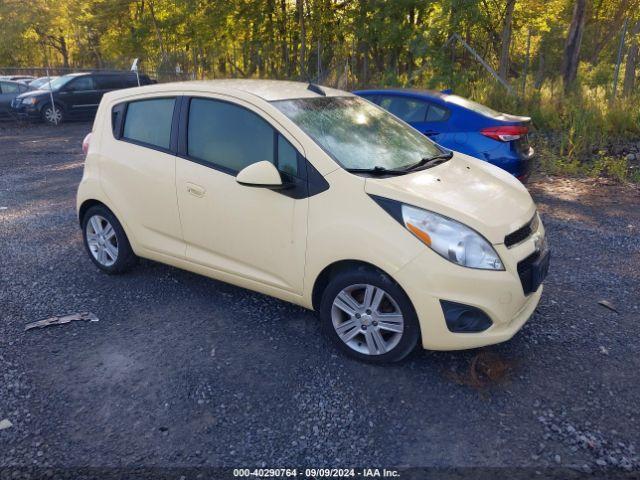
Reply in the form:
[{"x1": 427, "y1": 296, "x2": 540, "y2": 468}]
[
  {"x1": 426, "y1": 104, "x2": 449, "y2": 122},
  {"x1": 0, "y1": 82, "x2": 19, "y2": 94},
  {"x1": 187, "y1": 98, "x2": 274, "y2": 173},
  {"x1": 378, "y1": 96, "x2": 428, "y2": 123},
  {"x1": 96, "y1": 75, "x2": 126, "y2": 90},
  {"x1": 122, "y1": 98, "x2": 175, "y2": 149}
]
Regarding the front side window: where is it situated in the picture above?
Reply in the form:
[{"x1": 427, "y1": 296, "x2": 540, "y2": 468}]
[
  {"x1": 66, "y1": 76, "x2": 96, "y2": 92},
  {"x1": 277, "y1": 135, "x2": 299, "y2": 176},
  {"x1": 122, "y1": 97, "x2": 175, "y2": 149},
  {"x1": 378, "y1": 96, "x2": 429, "y2": 123},
  {"x1": 272, "y1": 96, "x2": 442, "y2": 171},
  {"x1": 188, "y1": 98, "x2": 274, "y2": 173}
]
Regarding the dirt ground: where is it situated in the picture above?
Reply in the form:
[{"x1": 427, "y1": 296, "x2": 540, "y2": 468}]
[{"x1": 1, "y1": 121, "x2": 639, "y2": 478}]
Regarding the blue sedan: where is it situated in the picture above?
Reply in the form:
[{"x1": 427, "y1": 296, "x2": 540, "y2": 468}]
[{"x1": 353, "y1": 89, "x2": 534, "y2": 180}]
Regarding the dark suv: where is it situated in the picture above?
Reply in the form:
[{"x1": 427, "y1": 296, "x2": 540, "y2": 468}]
[{"x1": 11, "y1": 71, "x2": 154, "y2": 124}]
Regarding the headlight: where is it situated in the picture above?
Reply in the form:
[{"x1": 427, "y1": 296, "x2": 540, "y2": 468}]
[
  {"x1": 21, "y1": 97, "x2": 37, "y2": 106},
  {"x1": 401, "y1": 204, "x2": 504, "y2": 270}
]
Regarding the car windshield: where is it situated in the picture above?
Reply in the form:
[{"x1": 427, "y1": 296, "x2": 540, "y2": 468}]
[
  {"x1": 31, "y1": 77, "x2": 56, "y2": 89},
  {"x1": 272, "y1": 96, "x2": 443, "y2": 171},
  {"x1": 38, "y1": 75, "x2": 73, "y2": 91}
]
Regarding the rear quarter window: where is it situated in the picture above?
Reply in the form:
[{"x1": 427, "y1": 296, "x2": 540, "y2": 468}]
[{"x1": 122, "y1": 97, "x2": 175, "y2": 150}]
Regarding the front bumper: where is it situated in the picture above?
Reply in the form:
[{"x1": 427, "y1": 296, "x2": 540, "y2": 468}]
[
  {"x1": 394, "y1": 226, "x2": 546, "y2": 351},
  {"x1": 10, "y1": 100, "x2": 41, "y2": 120}
]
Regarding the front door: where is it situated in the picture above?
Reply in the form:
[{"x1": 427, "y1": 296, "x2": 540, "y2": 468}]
[{"x1": 175, "y1": 96, "x2": 308, "y2": 294}]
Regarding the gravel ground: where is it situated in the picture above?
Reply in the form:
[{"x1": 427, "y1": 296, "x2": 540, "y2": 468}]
[{"x1": 1, "y1": 122, "x2": 639, "y2": 478}]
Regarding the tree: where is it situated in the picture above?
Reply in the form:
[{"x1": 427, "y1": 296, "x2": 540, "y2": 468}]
[
  {"x1": 623, "y1": 19, "x2": 640, "y2": 96},
  {"x1": 498, "y1": 0, "x2": 516, "y2": 80},
  {"x1": 562, "y1": 0, "x2": 588, "y2": 92}
]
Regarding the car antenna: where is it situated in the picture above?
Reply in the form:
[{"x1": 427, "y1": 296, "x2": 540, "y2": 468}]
[{"x1": 307, "y1": 83, "x2": 326, "y2": 96}]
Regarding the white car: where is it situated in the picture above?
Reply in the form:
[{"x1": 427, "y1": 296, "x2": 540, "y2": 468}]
[{"x1": 77, "y1": 80, "x2": 549, "y2": 362}]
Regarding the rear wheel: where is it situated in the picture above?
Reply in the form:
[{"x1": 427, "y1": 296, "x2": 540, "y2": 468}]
[
  {"x1": 82, "y1": 205, "x2": 137, "y2": 274},
  {"x1": 41, "y1": 103, "x2": 64, "y2": 125},
  {"x1": 319, "y1": 268, "x2": 420, "y2": 363}
]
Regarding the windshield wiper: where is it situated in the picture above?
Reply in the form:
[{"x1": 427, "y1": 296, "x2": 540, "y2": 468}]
[
  {"x1": 345, "y1": 151, "x2": 453, "y2": 176},
  {"x1": 344, "y1": 165, "x2": 408, "y2": 176},
  {"x1": 400, "y1": 151, "x2": 454, "y2": 172}
]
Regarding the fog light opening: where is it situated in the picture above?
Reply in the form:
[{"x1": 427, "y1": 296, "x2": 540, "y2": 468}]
[{"x1": 440, "y1": 300, "x2": 493, "y2": 333}]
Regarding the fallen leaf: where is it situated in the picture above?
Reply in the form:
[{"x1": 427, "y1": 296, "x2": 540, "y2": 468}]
[
  {"x1": 25, "y1": 312, "x2": 99, "y2": 331},
  {"x1": 0, "y1": 419, "x2": 13, "y2": 430},
  {"x1": 597, "y1": 300, "x2": 618, "y2": 313}
]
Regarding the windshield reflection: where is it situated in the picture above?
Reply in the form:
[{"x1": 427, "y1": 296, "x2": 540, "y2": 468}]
[{"x1": 272, "y1": 96, "x2": 443, "y2": 171}]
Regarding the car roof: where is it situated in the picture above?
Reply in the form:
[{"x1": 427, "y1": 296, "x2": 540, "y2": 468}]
[
  {"x1": 105, "y1": 79, "x2": 350, "y2": 102},
  {"x1": 62, "y1": 71, "x2": 142, "y2": 78}
]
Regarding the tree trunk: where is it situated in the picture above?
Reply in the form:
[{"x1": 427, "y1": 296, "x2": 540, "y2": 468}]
[
  {"x1": 297, "y1": 0, "x2": 306, "y2": 77},
  {"x1": 279, "y1": 0, "x2": 290, "y2": 76},
  {"x1": 498, "y1": 0, "x2": 516, "y2": 80},
  {"x1": 588, "y1": 0, "x2": 628, "y2": 63},
  {"x1": 534, "y1": 45, "x2": 545, "y2": 88},
  {"x1": 562, "y1": 0, "x2": 588, "y2": 92},
  {"x1": 623, "y1": 20, "x2": 640, "y2": 96},
  {"x1": 148, "y1": 0, "x2": 166, "y2": 60}
]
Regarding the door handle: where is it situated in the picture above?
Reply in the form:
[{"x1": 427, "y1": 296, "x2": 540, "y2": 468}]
[
  {"x1": 186, "y1": 183, "x2": 206, "y2": 197},
  {"x1": 424, "y1": 130, "x2": 439, "y2": 137}
]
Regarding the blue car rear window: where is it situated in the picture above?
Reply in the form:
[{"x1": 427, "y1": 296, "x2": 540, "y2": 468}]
[{"x1": 446, "y1": 95, "x2": 503, "y2": 118}]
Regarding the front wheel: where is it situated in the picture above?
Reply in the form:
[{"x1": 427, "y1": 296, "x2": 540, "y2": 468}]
[
  {"x1": 41, "y1": 103, "x2": 64, "y2": 125},
  {"x1": 319, "y1": 268, "x2": 420, "y2": 363}
]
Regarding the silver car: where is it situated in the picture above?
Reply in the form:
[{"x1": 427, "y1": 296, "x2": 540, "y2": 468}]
[{"x1": 0, "y1": 80, "x2": 32, "y2": 119}]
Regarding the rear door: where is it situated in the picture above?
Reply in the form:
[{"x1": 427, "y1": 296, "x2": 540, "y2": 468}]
[
  {"x1": 60, "y1": 76, "x2": 101, "y2": 117},
  {"x1": 100, "y1": 95, "x2": 185, "y2": 256}
]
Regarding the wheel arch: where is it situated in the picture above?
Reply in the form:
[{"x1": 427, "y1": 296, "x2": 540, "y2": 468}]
[
  {"x1": 40, "y1": 100, "x2": 65, "y2": 113},
  {"x1": 311, "y1": 259, "x2": 410, "y2": 312},
  {"x1": 78, "y1": 199, "x2": 108, "y2": 226}
]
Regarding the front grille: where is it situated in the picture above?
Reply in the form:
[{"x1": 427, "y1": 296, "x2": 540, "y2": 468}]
[
  {"x1": 505, "y1": 213, "x2": 538, "y2": 247},
  {"x1": 517, "y1": 251, "x2": 540, "y2": 295}
]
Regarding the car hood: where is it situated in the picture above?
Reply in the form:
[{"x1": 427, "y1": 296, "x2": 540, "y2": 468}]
[
  {"x1": 16, "y1": 89, "x2": 50, "y2": 99},
  {"x1": 364, "y1": 152, "x2": 535, "y2": 244}
]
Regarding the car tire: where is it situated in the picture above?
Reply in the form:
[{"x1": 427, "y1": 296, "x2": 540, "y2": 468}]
[
  {"x1": 319, "y1": 266, "x2": 420, "y2": 363},
  {"x1": 81, "y1": 205, "x2": 137, "y2": 274},
  {"x1": 41, "y1": 103, "x2": 64, "y2": 125}
]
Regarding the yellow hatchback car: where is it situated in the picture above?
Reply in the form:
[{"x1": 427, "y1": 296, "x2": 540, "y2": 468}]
[{"x1": 77, "y1": 80, "x2": 550, "y2": 363}]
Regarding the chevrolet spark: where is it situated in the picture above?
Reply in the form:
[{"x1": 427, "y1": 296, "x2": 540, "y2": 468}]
[{"x1": 77, "y1": 80, "x2": 550, "y2": 363}]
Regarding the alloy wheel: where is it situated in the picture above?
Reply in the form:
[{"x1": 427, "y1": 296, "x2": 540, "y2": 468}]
[
  {"x1": 44, "y1": 106, "x2": 62, "y2": 124},
  {"x1": 331, "y1": 284, "x2": 404, "y2": 356},
  {"x1": 86, "y1": 215, "x2": 118, "y2": 267}
]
